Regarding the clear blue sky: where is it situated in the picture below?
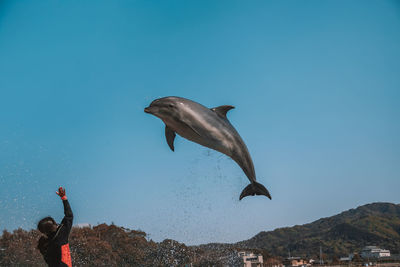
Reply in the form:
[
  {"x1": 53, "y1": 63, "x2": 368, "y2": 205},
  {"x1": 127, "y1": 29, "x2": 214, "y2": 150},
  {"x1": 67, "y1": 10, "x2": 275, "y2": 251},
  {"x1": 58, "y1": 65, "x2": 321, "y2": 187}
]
[{"x1": 0, "y1": 0, "x2": 399, "y2": 245}]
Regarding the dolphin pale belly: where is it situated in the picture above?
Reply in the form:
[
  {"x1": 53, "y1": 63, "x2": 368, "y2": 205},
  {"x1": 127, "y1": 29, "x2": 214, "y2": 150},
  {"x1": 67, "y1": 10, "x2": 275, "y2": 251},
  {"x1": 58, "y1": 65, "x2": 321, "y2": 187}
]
[{"x1": 144, "y1": 96, "x2": 271, "y2": 200}]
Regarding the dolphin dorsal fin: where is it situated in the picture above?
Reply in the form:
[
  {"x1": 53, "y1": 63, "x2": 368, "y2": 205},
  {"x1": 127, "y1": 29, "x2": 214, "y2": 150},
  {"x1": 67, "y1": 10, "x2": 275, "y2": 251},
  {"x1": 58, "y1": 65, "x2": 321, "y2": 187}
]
[{"x1": 211, "y1": 105, "x2": 235, "y2": 119}]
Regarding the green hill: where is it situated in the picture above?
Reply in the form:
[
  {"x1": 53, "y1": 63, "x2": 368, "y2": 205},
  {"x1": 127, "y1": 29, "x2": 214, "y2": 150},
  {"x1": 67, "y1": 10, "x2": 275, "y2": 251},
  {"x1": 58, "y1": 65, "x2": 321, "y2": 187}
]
[{"x1": 236, "y1": 202, "x2": 400, "y2": 258}]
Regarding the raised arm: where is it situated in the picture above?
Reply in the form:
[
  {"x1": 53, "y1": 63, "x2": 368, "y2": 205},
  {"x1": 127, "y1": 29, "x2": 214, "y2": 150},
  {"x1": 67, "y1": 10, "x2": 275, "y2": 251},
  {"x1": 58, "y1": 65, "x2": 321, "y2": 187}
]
[{"x1": 56, "y1": 187, "x2": 73, "y2": 230}]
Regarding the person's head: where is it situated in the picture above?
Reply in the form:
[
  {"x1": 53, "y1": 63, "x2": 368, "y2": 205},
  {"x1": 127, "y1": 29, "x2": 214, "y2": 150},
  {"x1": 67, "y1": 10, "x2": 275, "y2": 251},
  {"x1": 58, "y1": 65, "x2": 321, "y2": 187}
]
[{"x1": 37, "y1": 217, "x2": 58, "y2": 235}]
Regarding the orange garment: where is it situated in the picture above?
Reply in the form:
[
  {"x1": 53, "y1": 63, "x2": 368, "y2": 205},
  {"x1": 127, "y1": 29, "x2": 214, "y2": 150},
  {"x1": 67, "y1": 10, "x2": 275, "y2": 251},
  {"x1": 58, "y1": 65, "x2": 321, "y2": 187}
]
[{"x1": 61, "y1": 244, "x2": 72, "y2": 267}]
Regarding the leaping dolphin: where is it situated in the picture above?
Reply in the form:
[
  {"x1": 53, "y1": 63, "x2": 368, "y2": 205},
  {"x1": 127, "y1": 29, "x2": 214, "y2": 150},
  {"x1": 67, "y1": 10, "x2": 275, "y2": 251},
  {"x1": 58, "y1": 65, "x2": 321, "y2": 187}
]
[{"x1": 144, "y1": 96, "x2": 271, "y2": 200}]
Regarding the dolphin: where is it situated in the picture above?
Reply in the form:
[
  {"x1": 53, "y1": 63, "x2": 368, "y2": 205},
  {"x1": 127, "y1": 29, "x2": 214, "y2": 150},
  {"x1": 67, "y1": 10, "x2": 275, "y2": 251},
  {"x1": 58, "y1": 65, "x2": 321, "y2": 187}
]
[{"x1": 144, "y1": 96, "x2": 271, "y2": 200}]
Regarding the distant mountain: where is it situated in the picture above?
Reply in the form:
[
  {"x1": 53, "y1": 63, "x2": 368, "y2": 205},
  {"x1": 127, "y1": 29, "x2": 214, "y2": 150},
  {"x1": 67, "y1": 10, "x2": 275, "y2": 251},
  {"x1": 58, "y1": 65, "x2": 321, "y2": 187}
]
[{"x1": 235, "y1": 202, "x2": 400, "y2": 258}]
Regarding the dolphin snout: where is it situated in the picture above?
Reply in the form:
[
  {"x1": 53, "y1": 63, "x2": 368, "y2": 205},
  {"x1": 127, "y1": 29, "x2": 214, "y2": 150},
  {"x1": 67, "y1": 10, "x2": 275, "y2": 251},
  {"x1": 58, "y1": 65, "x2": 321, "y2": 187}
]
[{"x1": 144, "y1": 107, "x2": 152, "y2": 114}]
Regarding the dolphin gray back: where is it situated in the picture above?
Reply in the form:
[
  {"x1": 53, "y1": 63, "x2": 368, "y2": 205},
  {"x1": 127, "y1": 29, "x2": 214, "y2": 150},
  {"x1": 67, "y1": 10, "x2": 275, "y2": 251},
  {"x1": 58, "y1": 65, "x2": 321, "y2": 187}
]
[{"x1": 169, "y1": 97, "x2": 257, "y2": 183}]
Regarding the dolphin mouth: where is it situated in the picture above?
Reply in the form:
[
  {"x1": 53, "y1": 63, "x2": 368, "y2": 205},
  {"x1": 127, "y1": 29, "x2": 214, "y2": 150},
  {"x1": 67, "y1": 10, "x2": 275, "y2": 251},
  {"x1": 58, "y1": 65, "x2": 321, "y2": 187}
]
[{"x1": 144, "y1": 107, "x2": 152, "y2": 114}]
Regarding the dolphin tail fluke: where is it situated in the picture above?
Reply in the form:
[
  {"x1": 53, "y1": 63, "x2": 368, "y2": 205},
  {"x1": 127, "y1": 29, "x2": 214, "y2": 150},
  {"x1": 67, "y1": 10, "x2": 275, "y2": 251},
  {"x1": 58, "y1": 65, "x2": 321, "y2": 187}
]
[{"x1": 239, "y1": 181, "x2": 271, "y2": 200}]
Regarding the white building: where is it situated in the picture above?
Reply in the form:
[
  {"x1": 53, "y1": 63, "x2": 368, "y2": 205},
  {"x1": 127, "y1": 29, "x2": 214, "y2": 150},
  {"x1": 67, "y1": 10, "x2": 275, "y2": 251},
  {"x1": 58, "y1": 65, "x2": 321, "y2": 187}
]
[
  {"x1": 361, "y1": 246, "x2": 390, "y2": 258},
  {"x1": 282, "y1": 257, "x2": 310, "y2": 267},
  {"x1": 238, "y1": 251, "x2": 264, "y2": 267},
  {"x1": 340, "y1": 256, "x2": 352, "y2": 262}
]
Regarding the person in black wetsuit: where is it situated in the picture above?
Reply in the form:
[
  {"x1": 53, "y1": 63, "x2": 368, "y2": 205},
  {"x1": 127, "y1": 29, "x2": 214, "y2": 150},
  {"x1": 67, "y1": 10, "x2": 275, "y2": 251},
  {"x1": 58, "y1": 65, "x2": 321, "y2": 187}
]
[{"x1": 37, "y1": 187, "x2": 73, "y2": 267}]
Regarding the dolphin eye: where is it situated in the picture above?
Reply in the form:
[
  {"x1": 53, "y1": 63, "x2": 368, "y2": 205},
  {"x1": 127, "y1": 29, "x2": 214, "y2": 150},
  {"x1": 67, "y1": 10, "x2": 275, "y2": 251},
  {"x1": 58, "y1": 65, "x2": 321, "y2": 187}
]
[{"x1": 168, "y1": 104, "x2": 174, "y2": 108}]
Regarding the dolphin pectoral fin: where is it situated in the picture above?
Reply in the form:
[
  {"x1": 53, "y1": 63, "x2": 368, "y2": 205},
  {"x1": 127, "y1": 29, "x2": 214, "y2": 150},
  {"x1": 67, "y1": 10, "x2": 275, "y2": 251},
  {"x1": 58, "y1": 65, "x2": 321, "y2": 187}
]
[
  {"x1": 165, "y1": 126, "x2": 176, "y2": 151},
  {"x1": 239, "y1": 181, "x2": 271, "y2": 200},
  {"x1": 211, "y1": 105, "x2": 235, "y2": 119}
]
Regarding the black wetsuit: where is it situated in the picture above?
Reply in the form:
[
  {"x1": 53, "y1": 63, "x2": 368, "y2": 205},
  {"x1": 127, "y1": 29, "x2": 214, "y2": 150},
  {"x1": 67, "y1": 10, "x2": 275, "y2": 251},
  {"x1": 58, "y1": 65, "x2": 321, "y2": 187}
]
[{"x1": 40, "y1": 200, "x2": 73, "y2": 267}]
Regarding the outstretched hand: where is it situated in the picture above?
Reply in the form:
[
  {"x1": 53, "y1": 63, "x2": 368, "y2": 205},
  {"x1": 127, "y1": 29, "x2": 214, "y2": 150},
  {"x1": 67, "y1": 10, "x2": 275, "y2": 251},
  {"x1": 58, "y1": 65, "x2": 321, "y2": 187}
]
[{"x1": 56, "y1": 187, "x2": 67, "y2": 200}]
